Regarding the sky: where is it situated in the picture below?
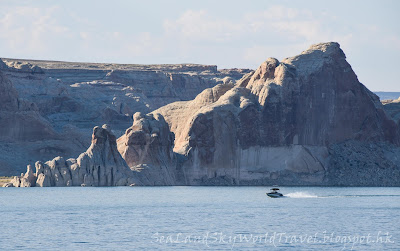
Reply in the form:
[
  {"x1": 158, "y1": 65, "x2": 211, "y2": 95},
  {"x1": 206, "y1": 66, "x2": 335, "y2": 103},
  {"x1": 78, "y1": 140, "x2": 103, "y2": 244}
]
[{"x1": 0, "y1": 0, "x2": 399, "y2": 91}]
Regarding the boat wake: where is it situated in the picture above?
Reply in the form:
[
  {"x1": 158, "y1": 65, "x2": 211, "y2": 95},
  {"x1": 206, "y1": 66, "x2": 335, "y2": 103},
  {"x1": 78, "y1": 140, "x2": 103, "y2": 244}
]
[
  {"x1": 284, "y1": 193, "x2": 400, "y2": 199},
  {"x1": 285, "y1": 192, "x2": 318, "y2": 198}
]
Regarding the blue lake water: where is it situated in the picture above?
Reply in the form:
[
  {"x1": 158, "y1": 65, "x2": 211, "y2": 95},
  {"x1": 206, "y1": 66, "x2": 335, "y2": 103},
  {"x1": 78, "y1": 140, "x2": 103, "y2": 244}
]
[{"x1": 0, "y1": 187, "x2": 399, "y2": 250}]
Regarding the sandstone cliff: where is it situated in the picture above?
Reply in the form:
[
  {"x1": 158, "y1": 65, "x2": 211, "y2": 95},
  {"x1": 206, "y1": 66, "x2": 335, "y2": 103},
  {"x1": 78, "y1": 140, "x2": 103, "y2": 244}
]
[
  {"x1": 0, "y1": 58, "x2": 249, "y2": 175},
  {"x1": 5, "y1": 125, "x2": 139, "y2": 187},
  {"x1": 3, "y1": 43, "x2": 400, "y2": 186},
  {"x1": 128, "y1": 42, "x2": 400, "y2": 186}
]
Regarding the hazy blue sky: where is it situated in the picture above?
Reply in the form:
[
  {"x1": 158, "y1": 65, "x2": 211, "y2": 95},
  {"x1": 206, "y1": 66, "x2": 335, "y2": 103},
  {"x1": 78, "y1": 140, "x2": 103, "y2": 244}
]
[{"x1": 0, "y1": 0, "x2": 399, "y2": 91}]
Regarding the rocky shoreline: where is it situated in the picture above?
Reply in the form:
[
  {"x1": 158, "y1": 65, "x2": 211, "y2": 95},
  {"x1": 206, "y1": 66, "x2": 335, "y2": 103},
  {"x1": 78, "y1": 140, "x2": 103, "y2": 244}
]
[{"x1": 2, "y1": 42, "x2": 400, "y2": 187}]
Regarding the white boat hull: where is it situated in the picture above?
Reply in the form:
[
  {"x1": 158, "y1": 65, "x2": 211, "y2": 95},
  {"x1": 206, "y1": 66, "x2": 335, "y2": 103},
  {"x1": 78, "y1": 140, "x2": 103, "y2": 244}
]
[{"x1": 267, "y1": 192, "x2": 283, "y2": 198}]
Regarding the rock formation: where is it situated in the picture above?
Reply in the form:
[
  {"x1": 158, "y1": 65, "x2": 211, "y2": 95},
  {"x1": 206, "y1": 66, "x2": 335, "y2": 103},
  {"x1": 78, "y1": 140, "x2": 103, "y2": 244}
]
[
  {"x1": 3, "y1": 42, "x2": 400, "y2": 186},
  {"x1": 0, "y1": 57, "x2": 248, "y2": 175},
  {"x1": 5, "y1": 125, "x2": 139, "y2": 187},
  {"x1": 117, "y1": 112, "x2": 177, "y2": 185},
  {"x1": 0, "y1": 59, "x2": 87, "y2": 175},
  {"x1": 128, "y1": 42, "x2": 399, "y2": 186}
]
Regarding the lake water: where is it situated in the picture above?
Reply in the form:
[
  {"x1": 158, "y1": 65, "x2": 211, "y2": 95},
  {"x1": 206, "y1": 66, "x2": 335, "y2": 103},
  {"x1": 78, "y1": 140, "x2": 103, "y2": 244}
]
[{"x1": 0, "y1": 187, "x2": 399, "y2": 250}]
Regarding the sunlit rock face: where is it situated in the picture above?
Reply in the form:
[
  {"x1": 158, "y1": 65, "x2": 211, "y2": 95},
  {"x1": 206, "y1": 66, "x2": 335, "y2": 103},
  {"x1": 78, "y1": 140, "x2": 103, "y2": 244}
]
[{"x1": 117, "y1": 112, "x2": 177, "y2": 185}]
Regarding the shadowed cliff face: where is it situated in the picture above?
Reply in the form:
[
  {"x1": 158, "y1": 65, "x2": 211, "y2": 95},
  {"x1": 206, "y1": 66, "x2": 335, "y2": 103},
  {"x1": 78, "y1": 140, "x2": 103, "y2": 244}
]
[
  {"x1": 144, "y1": 42, "x2": 400, "y2": 186},
  {"x1": 232, "y1": 42, "x2": 398, "y2": 147},
  {"x1": 0, "y1": 69, "x2": 56, "y2": 141},
  {"x1": 0, "y1": 62, "x2": 87, "y2": 175},
  {"x1": 284, "y1": 43, "x2": 397, "y2": 145}
]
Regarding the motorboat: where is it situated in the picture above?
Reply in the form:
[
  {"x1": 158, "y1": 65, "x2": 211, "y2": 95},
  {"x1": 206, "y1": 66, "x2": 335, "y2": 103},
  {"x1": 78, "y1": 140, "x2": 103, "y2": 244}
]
[{"x1": 266, "y1": 188, "x2": 283, "y2": 198}]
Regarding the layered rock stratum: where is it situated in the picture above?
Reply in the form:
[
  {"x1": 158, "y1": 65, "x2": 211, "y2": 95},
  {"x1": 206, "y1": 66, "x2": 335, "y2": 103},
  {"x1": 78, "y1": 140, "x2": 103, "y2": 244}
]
[{"x1": 3, "y1": 42, "x2": 400, "y2": 186}]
